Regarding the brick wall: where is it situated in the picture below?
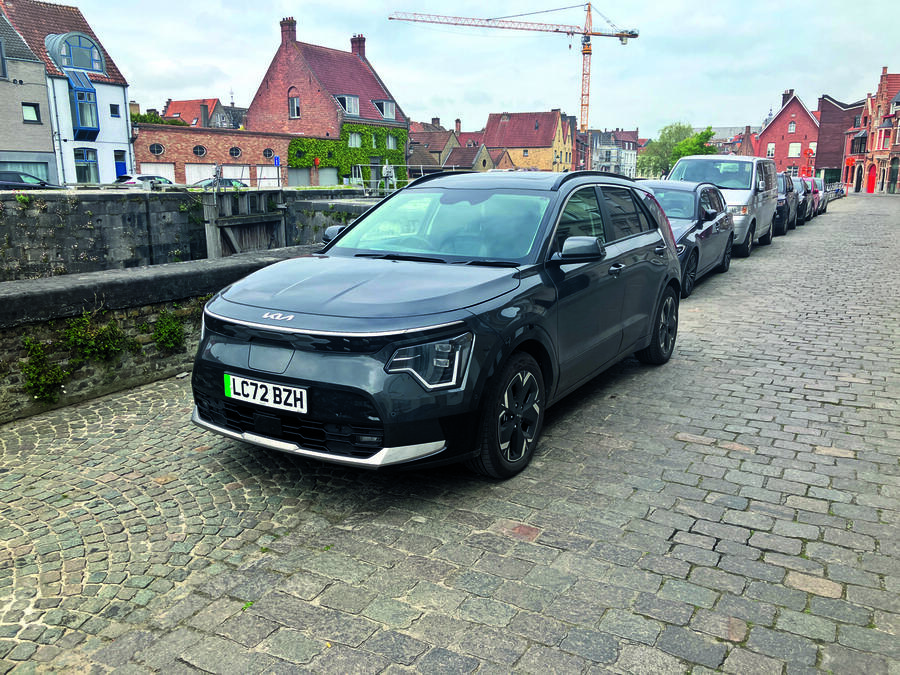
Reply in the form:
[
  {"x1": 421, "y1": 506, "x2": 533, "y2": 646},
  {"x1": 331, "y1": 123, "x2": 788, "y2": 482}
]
[
  {"x1": 133, "y1": 124, "x2": 295, "y2": 185},
  {"x1": 816, "y1": 97, "x2": 863, "y2": 172},
  {"x1": 244, "y1": 34, "x2": 341, "y2": 137}
]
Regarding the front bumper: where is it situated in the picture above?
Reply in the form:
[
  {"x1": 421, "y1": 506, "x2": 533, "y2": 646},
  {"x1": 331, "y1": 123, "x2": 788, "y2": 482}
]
[{"x1": 192, "y1": 407, "x2": 445, "y2": 468}]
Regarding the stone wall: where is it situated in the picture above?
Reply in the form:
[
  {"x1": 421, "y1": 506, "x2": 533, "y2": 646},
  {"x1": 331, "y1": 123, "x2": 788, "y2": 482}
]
[
  {"x1": 0, "y1": 187, "x2": 367, "y2": 281},
  {"x1": 0, "y1": 245, "x2": 318, "y2": 425}
]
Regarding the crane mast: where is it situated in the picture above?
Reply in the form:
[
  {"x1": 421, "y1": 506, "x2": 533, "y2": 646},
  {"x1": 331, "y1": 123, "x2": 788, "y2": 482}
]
[{"x1": 389, "y1": 4, "x2": 638, "y2": 132}]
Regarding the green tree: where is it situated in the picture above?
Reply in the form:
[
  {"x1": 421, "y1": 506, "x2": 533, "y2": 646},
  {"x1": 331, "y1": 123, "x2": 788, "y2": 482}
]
[
  {"x1": 636, "y1": 122, "x2": 693, "y2": 177},
  {"x1": 670, "y1": 127, "x2": 717, "y2": 165},
  {"x1": 130, "y1": 111, "x2": 187, "y2": 126}
]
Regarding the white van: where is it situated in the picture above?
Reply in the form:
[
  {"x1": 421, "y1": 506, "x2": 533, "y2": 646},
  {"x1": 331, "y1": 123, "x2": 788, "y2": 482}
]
[{"x1": 668, "y1": 155, "x2": 777, "y2": 257}]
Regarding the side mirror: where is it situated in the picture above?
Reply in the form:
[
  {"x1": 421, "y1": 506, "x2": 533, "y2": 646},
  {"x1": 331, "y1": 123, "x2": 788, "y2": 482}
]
[
  {"x1": 702, "y1": 208, "x2": 717, "y2": 222},
  {"x1": 558, "y1": 236, "x2": 606, "y2": 260},
  {"x1": 322, "y1": 225, "x2": 346, "y2": 244}
]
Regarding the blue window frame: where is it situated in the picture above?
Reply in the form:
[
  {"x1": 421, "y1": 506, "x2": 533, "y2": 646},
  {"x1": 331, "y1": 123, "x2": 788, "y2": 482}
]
[
  {"x1": 60, "y1": 34, "x2": 103, "y2": 71},
  {"x1": 65, "y1": 70, "x2": 99, "y2": 141}
]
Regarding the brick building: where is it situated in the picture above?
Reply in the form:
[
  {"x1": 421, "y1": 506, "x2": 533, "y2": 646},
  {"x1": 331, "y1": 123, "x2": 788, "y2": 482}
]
[
  {"x1": 161, "y1": 98, "x2": 246, "y2": 129},
  {"x1": 482, "y1": 110, "x2": 571, "y2": 172},
  {"x1": 757, "y1": 90, "x2": 819, "y2": 176},
  {"x1": 843, "y1": 67, "x2": 900, "y2": 194},
  {"x1": 815, "y1": 95, "x2": 863, "y2": 184},
  {"x1": 133, "y1": 123, "x2": 293, "y2": 186}
]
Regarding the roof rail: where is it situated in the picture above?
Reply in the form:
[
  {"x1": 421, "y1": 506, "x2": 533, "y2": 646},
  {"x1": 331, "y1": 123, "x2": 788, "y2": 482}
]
[{"x1": 555, "y1": 170, "x2": 635, "y2": 189}]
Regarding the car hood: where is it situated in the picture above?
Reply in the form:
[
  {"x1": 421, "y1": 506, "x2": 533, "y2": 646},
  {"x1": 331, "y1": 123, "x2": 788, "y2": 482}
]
[
  {"x1": 218, "y1": 254, "x2": 520, "y2": 320},
  {"x1": 669, "y1": 218, "x2": 697, "y2": 242}
]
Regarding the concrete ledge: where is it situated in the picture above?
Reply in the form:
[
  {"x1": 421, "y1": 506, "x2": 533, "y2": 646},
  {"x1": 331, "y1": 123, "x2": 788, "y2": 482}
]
[{"x1": 0, "y1": 244, "x2": 320, "y2": 329}]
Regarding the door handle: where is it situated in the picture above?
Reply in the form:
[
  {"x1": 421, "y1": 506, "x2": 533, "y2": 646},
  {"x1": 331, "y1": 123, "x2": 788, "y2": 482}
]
[
  {"x1": 654, "y1": 245, "x2": 668, "y2": 255},
  {"x1": 608, "y1": 263, "x2": 626, "y2": 276}
]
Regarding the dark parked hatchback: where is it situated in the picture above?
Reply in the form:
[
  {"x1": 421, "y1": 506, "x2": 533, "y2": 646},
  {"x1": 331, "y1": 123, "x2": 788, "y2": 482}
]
[
  {"x1": 775, "y1": 172, "x2": 798, "y2": 234},
  {"x1": 0, "y1": 171, "x2": 63, "y2": 190},
  {"x1": 192, "y1": 171, "x2": 682, "y2": 478}
]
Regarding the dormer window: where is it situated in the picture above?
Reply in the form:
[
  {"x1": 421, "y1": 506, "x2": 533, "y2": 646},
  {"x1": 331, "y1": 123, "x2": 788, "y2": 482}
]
[
  {"x1": 336, "y1": 95, "x2": 359, "y2": 116},
  {"x1": 374, "y1": 100, "x2": 395, "y2": 120},
  {"x1": 46, "y1": 32, "x2": 105, "y2": 74}
]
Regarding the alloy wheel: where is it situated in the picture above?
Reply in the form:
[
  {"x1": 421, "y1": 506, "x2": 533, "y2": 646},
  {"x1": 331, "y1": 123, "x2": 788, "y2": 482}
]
[{"x1": 497, "y1": 369, "x2": 542, "y2": 464}]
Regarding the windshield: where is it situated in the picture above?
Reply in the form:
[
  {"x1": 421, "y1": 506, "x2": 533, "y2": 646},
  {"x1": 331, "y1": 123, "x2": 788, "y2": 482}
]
[
  {"x1": 331, "y1": 188, "x2": 551, "y2": 263},
  {"x1": 651, "y1": 188, "x2": 696, "y2": 220},
  {"x1": 669, "y1": 159, "x2": 753, "y2": 190}
]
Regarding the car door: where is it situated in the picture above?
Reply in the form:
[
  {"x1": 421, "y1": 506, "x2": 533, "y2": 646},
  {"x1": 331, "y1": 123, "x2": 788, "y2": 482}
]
[
  {"x1": 597, "y1": 185, "x2": 668, "y2": 353},
  {"x1": 697, "y1": 187, "x2": 727, "y2": 273},
  {"x1": 548, "y1": 185, "x2": 625, "y2": 393}
]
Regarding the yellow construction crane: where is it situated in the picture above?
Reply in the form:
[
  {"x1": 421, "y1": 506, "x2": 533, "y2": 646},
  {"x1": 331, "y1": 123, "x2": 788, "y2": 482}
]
[{"x1": 389, "y1": 4, "x2": 638, "y2": 132}]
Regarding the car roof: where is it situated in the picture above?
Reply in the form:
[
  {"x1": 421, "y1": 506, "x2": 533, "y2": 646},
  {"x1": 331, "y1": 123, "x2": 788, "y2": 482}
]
[
  {"x1": 406, "y1": 170, "x2": 636, "y2": 192},
  {"x1": 674, "y1": 154, "x2": 770, "y2": 163},
  {"x1": 641, "y1": 180, "x2": 714, "y2": 193}
]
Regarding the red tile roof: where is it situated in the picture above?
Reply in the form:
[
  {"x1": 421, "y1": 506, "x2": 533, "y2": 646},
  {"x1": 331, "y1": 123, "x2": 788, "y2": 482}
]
[
  {"x1": 445, "y1": 146, "x2": 483, "y2": 169},
  {"x1": 162, "y1": 99, "x2": 220, "y2": 125},
  {"x1": 409, "y1": 130, "x2": 453, "y2": 150},
  {"x1": 458, "y1": 131, "x2": 485, "y2": 147},
  {"x1": 613, "y1": 129, "x2": 639, "y2": 144},
  {"x1": 296, "y1": 41, "x2": 405, "y2": 125},
  {"x1": 0, "y1": 0, "x2": 127, "y2": 86},
  {"x1": 483, "y1": 111, "x2": 560, "y2": 148},
  {"x1": 488, "y1": 148, "x2": 509, "y2": 164}
]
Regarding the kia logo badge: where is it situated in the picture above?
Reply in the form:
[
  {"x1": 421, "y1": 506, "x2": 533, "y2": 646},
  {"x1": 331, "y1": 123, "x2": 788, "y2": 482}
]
[{"x1": 262, "y1": 312, "x2": 294, "y2": 321}]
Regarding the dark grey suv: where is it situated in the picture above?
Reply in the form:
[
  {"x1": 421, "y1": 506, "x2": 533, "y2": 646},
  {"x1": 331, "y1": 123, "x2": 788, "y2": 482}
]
[{"x1": 192, "y1": 171, "x2": 682, "y2": 478}]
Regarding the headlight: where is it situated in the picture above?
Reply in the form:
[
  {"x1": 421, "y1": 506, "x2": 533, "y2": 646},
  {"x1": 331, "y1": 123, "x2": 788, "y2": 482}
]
[
  {"x1": 386, "y1": 333, "x2": 474, "y2": 390},
  {"x1": 727, "y1": 205, "x2": 749, "y2": 216}
]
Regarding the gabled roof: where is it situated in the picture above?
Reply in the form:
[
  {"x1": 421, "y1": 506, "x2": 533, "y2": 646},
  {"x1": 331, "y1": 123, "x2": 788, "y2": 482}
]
[
  {"x1": 489, "y1": 148, "x2": 511, "y2": 164},
  {"x1": 612, "y1": 129, "x2": 639, "y2": 144},
  {"x1": 409, "y1": 130, "x2": 453, "y2": 150},
  {"x1": 445, "y1": 146, "x2": 484, "y2": 168},
  {"x1": 760, "y1": 93, "x2": 818, "y2": 135},
  {"x1": 0, "y1": 11, "x2": 39, "y2": 61},
  {"x1": 0, "y1": 0, "x2": 127, "y2": 85},
  {"x1": 407, "y1": 144, "x2": 439, "y2": 167},
  {"x1": 819, "y1": 94, "x2": 865, "y2": 111},
  {"x1": 483, "y1": 111, "x2": 560, "y2": 148},
  {"x1": 410, "y1": 120, "x2": 445, "y2": 132},
  {"x1": 458, "y1": 131, "x2": 485, "y2": 147},
  {"x1": 162, "y1": 98, "x2": 220, "y2": 125},
  {"x1": 296, "y1": 40, "x2": 405, "y2": 125}
]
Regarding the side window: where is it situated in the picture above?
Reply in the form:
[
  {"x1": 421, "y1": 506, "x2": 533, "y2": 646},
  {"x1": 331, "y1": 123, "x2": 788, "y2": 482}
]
[
  {"x1": 709, "y1": 189, "x2": 725, "y2": 213},
  {"x1": 556, "y1": 187, "x2": 605, "y2": 250},
  {"x1": 699, "y1": 189, "x2": 712, "y2": 213},
  {"x1": 600, "y1": 186, "x2": 649, "y2": 241},
  {"x1": 639, "y1": 191, "x2": 667, "y2": 231}
]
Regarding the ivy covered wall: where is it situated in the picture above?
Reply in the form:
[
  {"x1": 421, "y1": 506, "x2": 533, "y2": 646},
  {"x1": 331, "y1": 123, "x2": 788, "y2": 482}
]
[{"x1": 287, "y1": 123, "x2": 408, "y2": 183}]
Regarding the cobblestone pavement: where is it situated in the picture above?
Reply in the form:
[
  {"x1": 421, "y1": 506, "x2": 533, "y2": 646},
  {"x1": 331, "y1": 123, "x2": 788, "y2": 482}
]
[{"x1": 1, "y1": 194, "x2": 898, "y2": 674}]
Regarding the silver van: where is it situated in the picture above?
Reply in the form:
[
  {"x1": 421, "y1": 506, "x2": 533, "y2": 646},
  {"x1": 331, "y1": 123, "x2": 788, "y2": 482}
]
[{"x1": 668, "y1": 155, "x2": 777, "y2": 257}]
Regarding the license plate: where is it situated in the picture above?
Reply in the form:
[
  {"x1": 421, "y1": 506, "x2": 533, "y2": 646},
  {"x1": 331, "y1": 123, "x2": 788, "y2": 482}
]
[{"x1": 224, "y1": 374, "x2": 307, "y2": 414}]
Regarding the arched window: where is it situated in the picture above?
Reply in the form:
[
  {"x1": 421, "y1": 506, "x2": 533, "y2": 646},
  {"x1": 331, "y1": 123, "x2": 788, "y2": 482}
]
[
  {"x1": 788, "y1": 121, "x2": 796, "y2": 133},
  {"x1": 46, "y1": 32, "x2": 105, "y2": 73}
]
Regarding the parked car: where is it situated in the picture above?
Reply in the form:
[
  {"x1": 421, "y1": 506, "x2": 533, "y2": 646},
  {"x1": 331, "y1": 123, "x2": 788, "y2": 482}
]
[
  {"x1": 192, "y1": 177, "x2": 248, "y2": 189},
  {"x1": 644, "y1": 180, "x2": 734, "y2": 298},
  {"x1": 0, "y1": 171, "x2": 63, "y2": 190},
  {"x1": 775, "y1": 172, "x2": 798, "y2": 234},
  {"x1": 813, "y1": 177, "x2": 829, "y2": 214},
  {"x1": 667, "y1": 155, "x2": 777, "y2": 257},
  {"x1": 807, "y1": 176, "x2": 821, "y2": 217},
  {"x1": 191, "y1": 170, "x2": 682, "y2": 478},
  {"x1": 114, "y1": 174, "x2": 174, "y2": 186},
  {"x1": 792, "y1": 176, "x2": 812, "y2": 224}
]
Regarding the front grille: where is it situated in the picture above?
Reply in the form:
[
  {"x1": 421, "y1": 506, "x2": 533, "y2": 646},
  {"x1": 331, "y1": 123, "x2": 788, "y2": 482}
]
[{"x1": 195, "y1": 392, "x2": 384, "y2": 460}]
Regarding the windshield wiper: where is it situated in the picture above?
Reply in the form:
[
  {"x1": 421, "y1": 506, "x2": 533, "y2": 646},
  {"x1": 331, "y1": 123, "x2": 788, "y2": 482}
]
[
  {"x1": 453, "y1": 259, "x2": 520, "y2": 268},
  {"x1": 355, "y1": 252, "x2": 447, "y2": 264}
]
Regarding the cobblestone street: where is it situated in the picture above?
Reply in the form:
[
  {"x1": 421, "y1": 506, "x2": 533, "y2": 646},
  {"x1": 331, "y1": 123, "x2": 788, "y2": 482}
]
[{"x1": 1, "y1": 194, "x2": 898, "y2": 673}]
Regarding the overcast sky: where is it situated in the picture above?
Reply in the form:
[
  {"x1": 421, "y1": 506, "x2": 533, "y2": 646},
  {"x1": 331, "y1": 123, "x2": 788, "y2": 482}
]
[{"x1": 74, "y1": 0, "x2": 897, "y2": 139}]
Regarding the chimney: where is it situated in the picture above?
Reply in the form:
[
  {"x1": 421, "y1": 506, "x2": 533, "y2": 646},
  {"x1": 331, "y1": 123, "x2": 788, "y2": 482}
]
[
  {"x1": 161, "y1": 98, "x2": 172, "y2": 116},
  {"x1": 280, "y1": 17, "x2": 296, "y2": 46},
  {"x1": 351, "y1": 34, "x2": 366, "y2": 60},
  {"x1": 883, "y1": 66, "x2": 888, "y2": 76},
  {"x1": 782, "y1": 88, "x2": 794, "y2": 107},
  {"x1": 455, "y1": 118, "x2": 461, "y2": 134},
  {"x1": 200, "y1": 103, "x2": 209, "y2": 127}
]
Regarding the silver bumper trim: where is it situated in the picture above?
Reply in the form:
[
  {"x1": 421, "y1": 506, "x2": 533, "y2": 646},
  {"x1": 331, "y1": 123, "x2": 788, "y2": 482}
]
[{"x1": 191, "y1": 407, "x2": 446, "y2": 468}]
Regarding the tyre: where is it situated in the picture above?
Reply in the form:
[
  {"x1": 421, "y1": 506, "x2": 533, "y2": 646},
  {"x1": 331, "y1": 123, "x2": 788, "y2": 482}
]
[
  {"x1": 788, "y1": 210, "x2": 797, "y2": 230},
  {"x1": 734, "y1": 224, "x2": 754, "y2": 257},
  {"x1": 467, "y1": 353, "x2": 545, "y2": 479},
  {"x1": 681, "y1": 251, "x2": 698, "y2": 298},
  {"x1": 758, "y1": 218, "x2": 773, "y2": 245},
  {"x1": 635, "y1": 286, "x2": 678, "y2": 366},
  {"x1": 716, "y1": 234, "x2": 733, "y2": 273}
]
